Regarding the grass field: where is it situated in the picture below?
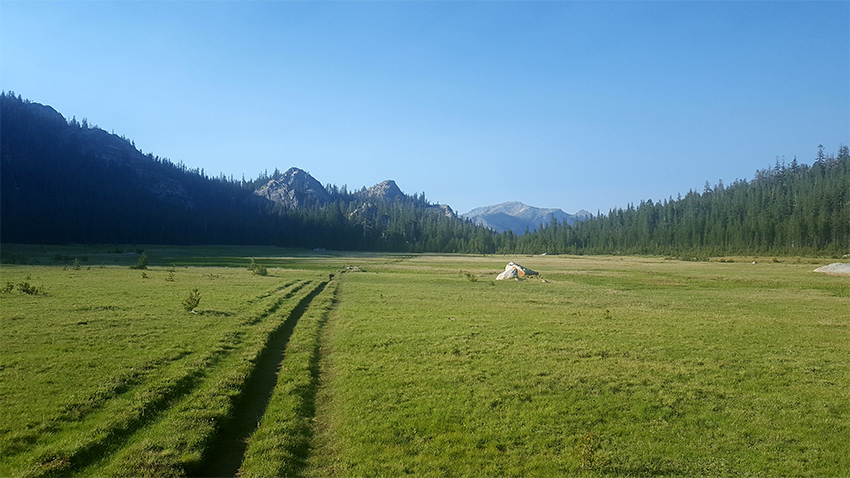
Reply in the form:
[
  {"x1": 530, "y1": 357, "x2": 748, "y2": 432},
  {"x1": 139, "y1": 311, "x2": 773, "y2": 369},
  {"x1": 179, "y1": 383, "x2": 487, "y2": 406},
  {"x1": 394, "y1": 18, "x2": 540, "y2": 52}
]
[{"x1": 1, "y1": 246, "x2": 848, "y2": 477}]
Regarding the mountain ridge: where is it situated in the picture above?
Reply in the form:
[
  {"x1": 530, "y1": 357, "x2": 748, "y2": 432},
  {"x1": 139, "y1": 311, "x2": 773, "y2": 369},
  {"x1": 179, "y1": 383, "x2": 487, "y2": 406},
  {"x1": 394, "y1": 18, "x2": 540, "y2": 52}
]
[
  {"x1": 6, "y1": 92, "x2": 842, "y2": 255},
  {"x1": 463, "y1": 201, "x2": 587, "y2": 234},
  {"x1": 1, "y1": 93, "x2": 479, "y2": 248},
  {"x1": 252, "y1": 170, "x2": 429, "y2": 210}
]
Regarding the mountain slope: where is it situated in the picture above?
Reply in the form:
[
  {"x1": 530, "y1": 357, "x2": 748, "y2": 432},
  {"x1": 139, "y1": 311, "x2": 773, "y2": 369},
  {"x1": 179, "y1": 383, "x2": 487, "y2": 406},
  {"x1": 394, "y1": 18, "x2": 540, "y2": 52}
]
[
  {"x1": 463, "y1": 201, "x2": 580, "y2": 234},
  {"x1": 0, "y1": 93, "x2": 263, "y2": 244},
  {"x1": 0, "y1": 93, "x2": 494, "y2": 251}
]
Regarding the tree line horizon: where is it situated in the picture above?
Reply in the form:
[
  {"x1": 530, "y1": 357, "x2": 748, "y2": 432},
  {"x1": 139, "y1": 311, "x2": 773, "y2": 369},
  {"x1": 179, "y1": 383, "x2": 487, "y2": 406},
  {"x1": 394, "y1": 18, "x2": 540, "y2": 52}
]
[{"x1": 2, "y1": 91, "x2": 847, "y2": 258}]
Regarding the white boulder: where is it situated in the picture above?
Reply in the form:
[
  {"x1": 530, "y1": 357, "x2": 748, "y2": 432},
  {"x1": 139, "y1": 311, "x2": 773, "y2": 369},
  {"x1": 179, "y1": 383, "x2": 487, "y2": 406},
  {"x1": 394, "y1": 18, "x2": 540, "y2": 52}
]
[
  {"x1": 814, "y1": 263, "x2": 850, "y2": 277},
  {"x1": 495, "y1": 262, "x2": 538, "y2": 280}
]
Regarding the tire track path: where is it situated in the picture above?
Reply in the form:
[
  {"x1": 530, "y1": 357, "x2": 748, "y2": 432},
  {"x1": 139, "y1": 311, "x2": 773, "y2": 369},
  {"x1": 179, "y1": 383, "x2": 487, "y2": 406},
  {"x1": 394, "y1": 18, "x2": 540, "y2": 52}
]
[{"x1": 194, "y1": 280, "x2": 328, "y2": 478}]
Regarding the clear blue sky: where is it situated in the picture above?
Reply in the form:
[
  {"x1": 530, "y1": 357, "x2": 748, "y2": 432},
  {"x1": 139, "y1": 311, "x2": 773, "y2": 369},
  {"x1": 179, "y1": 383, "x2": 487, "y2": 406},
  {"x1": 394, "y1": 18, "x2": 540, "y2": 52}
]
[{"x1": 2, "y1": 1, "x2": 848, "y2": 215}]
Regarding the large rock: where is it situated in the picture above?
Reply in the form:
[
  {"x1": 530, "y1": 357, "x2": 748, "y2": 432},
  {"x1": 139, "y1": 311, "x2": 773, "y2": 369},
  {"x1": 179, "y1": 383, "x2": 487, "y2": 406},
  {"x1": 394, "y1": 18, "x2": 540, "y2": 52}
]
[
  {"x1": 814, "y1": 263, "x2": 850, "y2": 277},
  {"x1": 496, "y1": 261, "x2": 538, "y2": 280},
  {"x1": 496, "y1": 267, "x2": 518, "y2": 280},
  {"x1": 428, "y1": 203, "x2": 457, "y2": 218}
]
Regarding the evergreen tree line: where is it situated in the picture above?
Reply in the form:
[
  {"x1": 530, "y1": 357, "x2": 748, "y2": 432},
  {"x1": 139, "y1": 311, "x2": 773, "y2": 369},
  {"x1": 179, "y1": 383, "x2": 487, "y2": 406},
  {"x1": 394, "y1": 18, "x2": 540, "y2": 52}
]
[
  {"x1": 254, "y1": 196, "x2": 493, "y2": 253},
  {"x1": 2, "y1": 92, "x2": 846, "y2": 256},
  {"x1": 509, "y1": 148, "x2": 849, "y2": 257}
]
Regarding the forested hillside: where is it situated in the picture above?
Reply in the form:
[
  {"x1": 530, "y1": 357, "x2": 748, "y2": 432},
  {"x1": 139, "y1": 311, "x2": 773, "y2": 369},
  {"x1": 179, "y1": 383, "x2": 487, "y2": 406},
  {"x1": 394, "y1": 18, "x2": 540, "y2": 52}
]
[
  {"x1": 508, "y1": 149, "x2": 849, "y2": 257},
  {"x1": 2, "y1": 92, "x2": 846, "y2": 257},
  {"x1": 1, "y1": 92, "x2": 268, "y2": 244},
  {"x1": 0, "y1": 92, "x2": 494, "y2": 252}
]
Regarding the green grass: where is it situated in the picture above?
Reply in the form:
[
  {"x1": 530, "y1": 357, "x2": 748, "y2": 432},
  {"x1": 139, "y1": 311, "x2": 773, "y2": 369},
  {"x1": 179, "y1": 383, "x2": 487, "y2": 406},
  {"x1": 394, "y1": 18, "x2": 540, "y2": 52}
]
[
  {"x1": 238, "y1": 279, "x2": 339, "y2": 478},
  {"x1": 306, "y1": 255, "x2": 850, "y2": 477},
  {"x1": 0, "y1": 261, "x2": 329, "y2": 477},
  {"x1": 79, "y1": 280, "x2": 327, "y2": 478},
  {"x1": 0, "y1": 243, "x2": 416, "y2": 270},
  {"x1": 2, "y1": 248, "x2": 848, "y2": 477}
]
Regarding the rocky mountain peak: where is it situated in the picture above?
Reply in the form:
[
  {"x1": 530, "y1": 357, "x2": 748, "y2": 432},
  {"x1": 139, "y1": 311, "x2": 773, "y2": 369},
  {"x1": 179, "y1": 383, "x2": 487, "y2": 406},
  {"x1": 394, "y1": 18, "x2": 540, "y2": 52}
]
[
  {"x1": 253, "y1": 167, "x2": 330, "y2": 208},
  {"x1": 361, "y1": 180, "x2": 405, "y2": 201}
]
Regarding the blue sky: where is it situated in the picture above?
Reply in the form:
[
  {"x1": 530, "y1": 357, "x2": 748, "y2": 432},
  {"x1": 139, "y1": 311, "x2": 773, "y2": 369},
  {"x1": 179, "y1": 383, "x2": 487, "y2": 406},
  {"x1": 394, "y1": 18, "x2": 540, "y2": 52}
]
[{"x1": 2, "y1": 1, "x2": 848, "y2": 215}]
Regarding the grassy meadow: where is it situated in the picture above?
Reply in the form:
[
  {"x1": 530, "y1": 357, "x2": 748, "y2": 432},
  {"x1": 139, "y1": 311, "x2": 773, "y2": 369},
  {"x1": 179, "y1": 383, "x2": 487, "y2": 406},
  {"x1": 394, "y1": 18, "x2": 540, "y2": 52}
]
[
  {"x1": 1, "y1": 246, "x2": 848, "y2": 477},
  {"x1": 0, "y1": 247, "x2": 334, "y2": 477}
]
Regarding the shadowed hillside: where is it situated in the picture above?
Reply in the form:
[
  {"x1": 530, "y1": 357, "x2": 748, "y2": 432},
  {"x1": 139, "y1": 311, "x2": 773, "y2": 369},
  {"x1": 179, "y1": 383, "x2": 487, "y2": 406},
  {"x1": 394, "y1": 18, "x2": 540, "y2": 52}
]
[{"x1": 0, "y1": 93, "x2": 492, "y2": 252}]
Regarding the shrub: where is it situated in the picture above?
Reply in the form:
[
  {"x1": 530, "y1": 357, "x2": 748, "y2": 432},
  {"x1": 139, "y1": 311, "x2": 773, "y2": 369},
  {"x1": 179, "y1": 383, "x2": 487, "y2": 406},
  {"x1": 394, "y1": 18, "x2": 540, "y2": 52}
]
[
  {"x1": 183, "y1": 288, "x2": 201, "y2": 312},
  {"x1": 17, "y1": 281, "x2": 42, "y2": 295},
  {"x1": 130, "y1": 253, "x2": 148, "y2": 270},
  {"x1": 248, "y1": 258, "x2": 268, "y2": 276},
  {"x1": 460, "y1": 270, "x2": 478, "y2": 282}
]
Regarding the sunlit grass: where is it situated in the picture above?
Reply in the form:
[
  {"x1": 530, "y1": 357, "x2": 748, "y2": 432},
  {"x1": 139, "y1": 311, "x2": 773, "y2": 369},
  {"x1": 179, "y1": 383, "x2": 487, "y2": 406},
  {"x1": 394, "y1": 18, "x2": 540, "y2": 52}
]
[
  {"x1": 239, "y1": 280, "x2": 339, "y2": 478},
  {"x1": 307, "y1": 255, "x2": 849, "y2": 476},
  {"x1": 0, "y1": 262, "x2": 326, "y2": 477},
  {"x1": 1, "y1": 250, "x2": 847, "y2": 477}
]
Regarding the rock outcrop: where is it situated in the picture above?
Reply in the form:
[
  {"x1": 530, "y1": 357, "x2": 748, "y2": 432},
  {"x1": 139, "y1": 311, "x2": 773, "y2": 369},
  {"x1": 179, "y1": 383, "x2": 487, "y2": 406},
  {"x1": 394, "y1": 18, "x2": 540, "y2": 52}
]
[
  {"x1": 428, "y1": 204, "x2": 457, "y2": 218},
  {"x1": 496, "y1": 262, "x2": 538, "y2": 280},
  {"x1": 360, "y1": 180, "x2": 405, "y2": 201},
  {"x1": 253, "y1": 167, "x2": 331, "y2": 208}
]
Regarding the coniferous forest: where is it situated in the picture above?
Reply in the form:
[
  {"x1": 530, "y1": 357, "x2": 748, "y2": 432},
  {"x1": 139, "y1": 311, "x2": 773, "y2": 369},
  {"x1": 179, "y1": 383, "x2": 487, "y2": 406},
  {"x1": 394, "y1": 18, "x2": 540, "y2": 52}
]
[
  {"x1": 511, "y1": 149, "x2": 849, "y2": 257},
  {"x1": 2, "y1": 92, "x2": 847, "y2": 257}
]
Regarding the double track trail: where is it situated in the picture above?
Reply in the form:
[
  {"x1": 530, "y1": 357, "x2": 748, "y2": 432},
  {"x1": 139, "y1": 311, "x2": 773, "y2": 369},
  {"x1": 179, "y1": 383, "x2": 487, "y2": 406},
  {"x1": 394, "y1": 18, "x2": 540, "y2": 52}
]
[
  {"x1": 3, "y1": 273, "x2": 336, "y2": 478},
  {"x1": 195, "y1": 280, "x2": 329, "y2": 477}
]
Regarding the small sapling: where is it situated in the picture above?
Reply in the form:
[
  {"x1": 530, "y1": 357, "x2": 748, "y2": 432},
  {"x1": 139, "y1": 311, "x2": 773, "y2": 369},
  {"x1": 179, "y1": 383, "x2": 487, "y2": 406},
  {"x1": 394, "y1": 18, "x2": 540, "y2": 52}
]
[{"x1": 183, "y1": 288, "x2": 201, "y2": 313}]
